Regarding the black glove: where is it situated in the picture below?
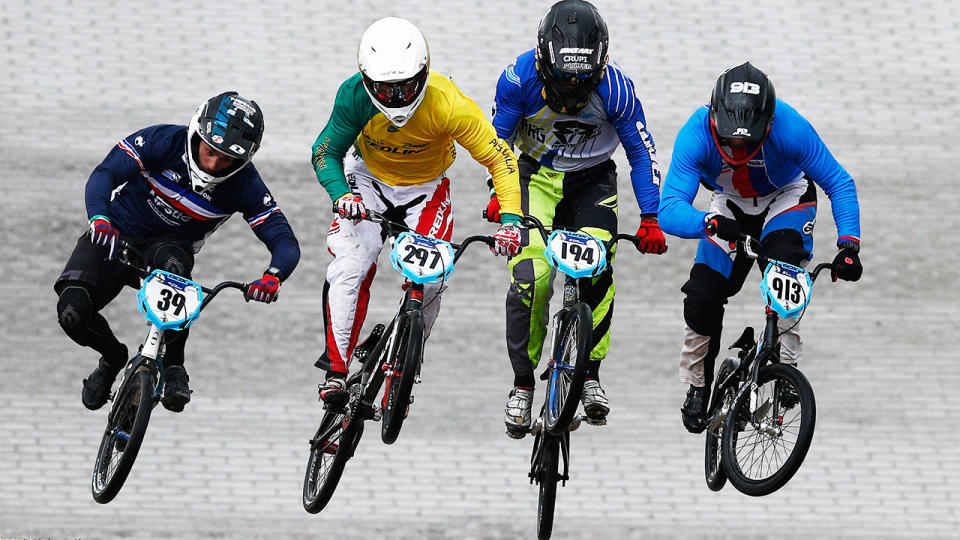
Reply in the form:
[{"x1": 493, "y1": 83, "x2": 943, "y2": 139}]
[
  {"x1": 705, "y1": 214, "x2": 741, "y2": 242},
  {"x1": 831, "y1": 241, "x2": 862, "y2": 282}
]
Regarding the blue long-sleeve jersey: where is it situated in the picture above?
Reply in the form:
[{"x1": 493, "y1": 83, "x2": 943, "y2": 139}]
[
  {"x1": 658, "y1": 100, "x2": 860, "y2": 244},
  {"x1": 492, "y1": 49, "x2": 661, "y2": 214},
  {"x1": 85, "y1": 124, "x2": 300, "y2": 280}
]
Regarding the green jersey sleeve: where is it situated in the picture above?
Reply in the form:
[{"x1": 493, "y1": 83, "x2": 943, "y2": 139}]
[{"x1": 311, "y1": 74, "x2": 379, "y2": 202}]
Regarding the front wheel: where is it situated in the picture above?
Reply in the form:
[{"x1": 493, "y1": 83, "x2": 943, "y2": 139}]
[
  {"x1": 721, "y1": 363, "x2": 816, "y2": 496},
  {"x1": 704, "y1": 360, "x2": 738, "y2": 491},
  {"x1": 303, "y1": 409, "x2": 364, "y2": 514},
  {"x1": 91, "y1": 368, "x2": 155, "y2": 504},
  {"x1": 381, "y1": 311, "x2": 424, "y2": 445},
  {"x1": 535, "y1": 434, "x2": 561, "y2": 540},
  {"x1": 543, "y1": 302, "x2": 592, "y2": 436}
]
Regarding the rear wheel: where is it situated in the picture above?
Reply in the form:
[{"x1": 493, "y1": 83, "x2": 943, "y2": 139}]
[
  {"x1": 381, "y1": 312, "x2": 424, "y2": 445},
  {"x1": 535, "y1": 434, "x2": 561, "y2": 540},
  {"x1": 721, "y1": 363, "x2": 816, "y2": 496},
  {"x1": 92, "y1": 368, "x2": 155, "y2": 504},
  {"x1": 543, "y1": 303, "x2": 592, "y2": 435},
  {"x1": 303, "y1": 408, "x2": 364, "y2": 514}
]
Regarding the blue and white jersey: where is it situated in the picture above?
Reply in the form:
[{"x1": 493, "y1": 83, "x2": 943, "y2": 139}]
[
  {"x1": 492, "y1": 49, "x2": 661, "y2": 214},
  {"x1": 84, "y1": 124, "x2": 300, "y2": 280},
  {"x1": 658, "y1": 100, "x2": 861, "y2": 244}
]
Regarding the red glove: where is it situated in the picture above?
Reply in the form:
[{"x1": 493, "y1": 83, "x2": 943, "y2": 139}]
[
  {"x1": 89, "y1": 215, "x2": 119, "y2": 259},
  {"x1": 635, "y1": 216, "x2": 667, "y2": 254},
  {"x1": 484, "y1": 194, "x2": 501, "y2": 223},
  {"x1": 335, "y1": 193, "x2": 367, "y2": 220},
  {"x1": 246, "y1": 271, "x2": 281, "y2": 303},
  {"x1": 491, "y1": 223, "x2": 522, "y2": 257}
]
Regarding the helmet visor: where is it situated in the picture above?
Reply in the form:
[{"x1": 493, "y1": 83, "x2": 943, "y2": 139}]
[{"x1": 362, "y1": 66, "x2": 428, "y2": 109}]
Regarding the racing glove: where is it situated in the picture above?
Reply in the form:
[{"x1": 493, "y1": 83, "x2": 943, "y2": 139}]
[
  {"x1": 634, "y1": 215, "x2": 667, "y2": 254},
  {"x1": 89, "y1": 215, "x2": 119, "y2": 259},
  {"x1": 705, "y1": 213, "x2": 741, "y2": 242},
  {"x1": 334, "y1": 193, "x2": 367, "y2": 220},
  {"x1": 483, "y1": 193, "x2": 501, "y2": 223},
  {"x1": 492, "y1": 223, "x2": 522, "y2": 257},
  {"x1": 831, "y1": 241, "x2": 862, "y2": 282},
  {"x1": 246, "y1": 269, "x2": 281, "y2": 303}
]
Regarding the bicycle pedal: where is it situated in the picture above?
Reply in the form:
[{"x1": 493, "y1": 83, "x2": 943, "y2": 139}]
[
  {"x1": 372, "y1": 405, "x2": 382, "y2": 422},
  {"x1": 583, "y1": 416, "x2": 607, "y2": 426},
  {"x1": 506, "y1": 427, "x2": 527, "y2": 439}
]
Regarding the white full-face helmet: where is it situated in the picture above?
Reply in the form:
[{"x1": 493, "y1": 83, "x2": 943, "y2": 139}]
[{"x1": 357, "y1": 17, "x2": 430, "y2": 127}]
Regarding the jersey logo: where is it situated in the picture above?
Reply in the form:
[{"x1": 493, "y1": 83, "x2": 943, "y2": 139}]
[
  {"x1": 135, "y1": 136, "x2": 145, "y2": 147},
  {"x1": 553, "y1": 120, "x2": 600, "y2": 147},
  {"x1": 505, "y1": 62, "x2": 521, "y2": 87}
]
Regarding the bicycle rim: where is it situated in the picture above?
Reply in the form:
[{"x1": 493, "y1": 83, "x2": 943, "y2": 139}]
[
  {"x1": 544, "y1": 303, "x2": 591, "y2": 435},
  {"x1": 92, "y1": 368, "x2": 155, "y2": 504},
  {"x1": 721, "y1": 363, "x2": 816, "y2": 496},
  {"x1": 303, "y1": 408, "x2": 354, "y2": 513},
  {"x1": 536, "y1": 434, "x2": 560, "y2": 540},
  {"x1": 381, "y1": 312, "x2": 423, "y2": 444}
]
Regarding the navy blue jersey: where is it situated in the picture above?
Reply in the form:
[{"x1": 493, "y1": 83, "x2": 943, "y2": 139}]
[
  {"x1": 659, "y1": 100, "x2": 860, "y2": 244},
  {"x1": 84, "y1": 124, "x2": 299, "y2": 280},
  {"x1": 492, "y1": 49, "x2": 661, "y2": 214}
]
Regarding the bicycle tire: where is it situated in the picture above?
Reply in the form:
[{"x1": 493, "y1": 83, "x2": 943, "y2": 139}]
[
  {"x1": 536, "y1": 434, "x2": 561, "y2": 540},
  {"x1": 91, "y1": 368, "x2": 155, "y2": 504},
  {"x1": 381, "y1": 311, "x2": 424, "y2": 445},
  {"x1": 721, "y1": 363, "x2": 816, "y2": 496},
  {"x1": 704, "y1": 361, "x2": 737, "y2": 491},
  {"x1": 303, "y1": 410, "x2": 364, "y2": 514},
  {"x1": 543, "y1": 302, "x2": 592, "y2": 436}
]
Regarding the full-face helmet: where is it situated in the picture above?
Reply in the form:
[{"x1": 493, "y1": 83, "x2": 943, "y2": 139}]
[
  {"x1": 709, "y1": 62, "x2": 776, "y2": 166},
  {"x1": 186, "y1": 91, "x2": 263, "y2": 193},
  {"x1": 358, "y1": 17, "x2": 430, "y2": 127},
  {"x1": 535, "y1": 0, "x2": 609, "y2": 115}
]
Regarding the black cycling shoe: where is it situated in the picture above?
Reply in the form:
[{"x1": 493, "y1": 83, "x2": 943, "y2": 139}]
[
  {"x1": 81, "y1": 351, "x2": 127, "y2": 411},
  {"x1": 681, "y1": 384, "x2": 710, "y2": 434},
  {"x1": 162, "y1": 365, "x2": 192, "y2": 413}
]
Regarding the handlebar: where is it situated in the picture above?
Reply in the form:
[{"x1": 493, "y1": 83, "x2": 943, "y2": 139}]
[
  {"x1": 520, "y1": 215, "x2": 649, "y2": 254},
  {"x1": 728, "y1": 232, "x2": 835, "y2": 282},
  {"x1": 364, "y1": 210, "x2": 495, "y2": 264}
]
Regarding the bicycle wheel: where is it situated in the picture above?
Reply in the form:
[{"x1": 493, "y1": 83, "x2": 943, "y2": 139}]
[
  {"x1": 303, "y1": 409, "x2": 364, "y2": 514},
  {"x1": 704, "y1": 361, "x2": 738, "y2": 491},
  {"x1": 91, "y1": 368, "x2": 155, "y2": 504},
  {"x1": 381, "y1": 311, "x2": 424, "y2": 445},
  {"x1": 721, "y1": 363, "x2": 816, "y2": 496},
  {"x1": 535, "y1": 433, "x2": 561, "y2": 540},
  {"x1": 543, "y1": 302, "x2": 592, "y2": 436}
]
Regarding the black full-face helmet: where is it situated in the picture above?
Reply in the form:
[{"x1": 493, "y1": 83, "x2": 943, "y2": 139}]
[
  {"x1": 186, "y1": 91, "x2": 264, "y2": 193},
  {"x1": 709, "y1": 62, "x2": 776, "y2": 166},
  {"x1": 535, "y1": 0, "x2": 609, "y2": 115}
]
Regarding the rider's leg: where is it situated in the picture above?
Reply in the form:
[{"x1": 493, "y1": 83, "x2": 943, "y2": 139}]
[
  {"x1": 504, "y1": 158, "x2": 560, "y2": 437},
  {"x1": 55, "y1": 235, "x2": 130, "y2": 410}
]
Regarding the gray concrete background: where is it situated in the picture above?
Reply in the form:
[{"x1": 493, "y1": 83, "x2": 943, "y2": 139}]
[{"x1": 1, "y1": 0, "x2": 958, "y2": 538}]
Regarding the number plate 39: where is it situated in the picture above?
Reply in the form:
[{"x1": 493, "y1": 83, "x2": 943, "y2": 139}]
[
  {"x1": 760, "y1": 261, "x2": 812, "y2": 318},
  {"x1": 137, "y1": 270, "x2": 204, "y2": 330},
  {"x1": 389, "y1": 232, "x2": 455, "y2": 284},
  {"x1": 544, "y1": 230, "x2": 607, "y2": 279}
]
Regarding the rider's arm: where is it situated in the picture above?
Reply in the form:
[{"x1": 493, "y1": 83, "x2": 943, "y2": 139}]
[
  {"x1": 310, "y1": 74, "x2": 379, "y2": 204},
  {"x1": 485, "y1": 59, "x2": 526, "y2": 197},
  {"x1": 658, "y1": 111, "x2": 713, "y2": 239},
  {"x1": 239, "y1": 170, "x2": 301, "y2": 281},
  {"x1": 447, "y1": 86, "x2": 523, "y2": 223},
  {"x1": 603, "y1": 65, "x2": 662, "y2": 216},
  {"x1": 774, "y1": 102, "x2": 861, "y2": 245},
  {"x1": 85, "y1": 125, "x2": 174, "y2": 221}
]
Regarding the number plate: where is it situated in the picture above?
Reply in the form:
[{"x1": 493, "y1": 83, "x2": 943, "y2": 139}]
[
  {"x1": 760, "y1": 260, "x2": 812, "y2": 318},
  {"x1": 543, "y1": 230, "x2": 607, "y2": 278},
  {"x1": 389, "y1": 232, "x2": 455, "y2": 284},
  {"x1": 137, "y1": 270, "x2": 204, "y2": 330}
]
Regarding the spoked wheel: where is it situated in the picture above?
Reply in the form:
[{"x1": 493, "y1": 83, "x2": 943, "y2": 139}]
[
  {"x1": 381, "y1": 312, "x2": 424, "y2": 445},
  {"x1": 92, "y1": 368, "x2": 155, "y2": 504},
  {"x1": 303, "y1": 407, "x2": 364, "y2": 514},
  {"x1": 704, "y1": 361, "x2": 738, "y2": 491},
  {"x1": 721, "y1": 363, "x2": 816, "y2": 496},
  {"x1": 535, "y1": 433, "x2": 561, "y2": 540},
  {"x1": 543, "y1": 302, "x2": 592, "y2": 436}
]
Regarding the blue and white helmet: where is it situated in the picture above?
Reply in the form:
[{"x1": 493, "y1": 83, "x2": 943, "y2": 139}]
[{"x1": 186, "y1": 91, "x2": 264, "y2": 193}]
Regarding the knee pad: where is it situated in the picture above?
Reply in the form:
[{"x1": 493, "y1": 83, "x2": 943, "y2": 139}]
[
  {"x1": 57, "y1": 285, "x2": 93, "y2": 333},
  {"x1": 149, "y1": 241, "x2": 194, "y2": 277},
  {"x1": 681, "y1": 264, "x2": 728, "y2": 337}
]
